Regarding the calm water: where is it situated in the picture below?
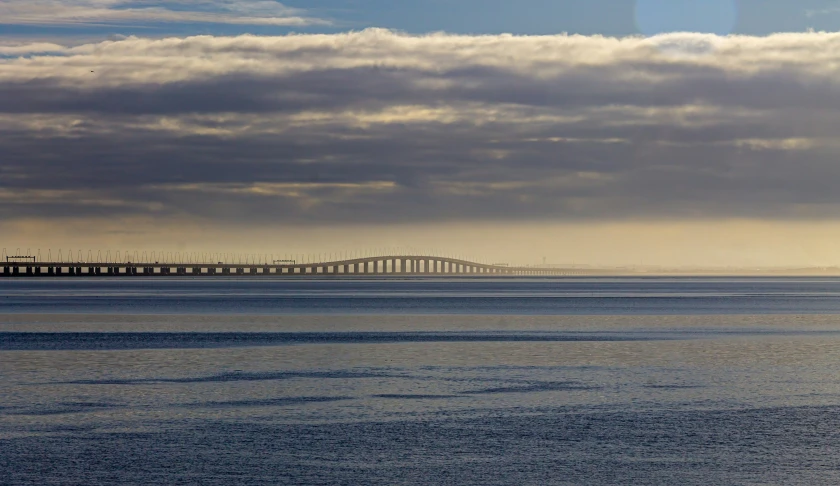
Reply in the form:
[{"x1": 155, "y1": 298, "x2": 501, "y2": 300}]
[{"x1": 3, "y1": 277, "x2": 840, "y2": 484}]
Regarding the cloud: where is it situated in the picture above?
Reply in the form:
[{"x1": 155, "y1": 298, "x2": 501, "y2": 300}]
[
  {"x1": 805, "y1": 6, "x2": 840, "y2": 18},
  {"x1": 0, "y1": 0, "x2": 327, "y2": 27},
  {"x1": 3, "y1": 30, "x2": 840, "y2": 224}
]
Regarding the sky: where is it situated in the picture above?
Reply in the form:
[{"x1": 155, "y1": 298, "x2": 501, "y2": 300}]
[{"x1": 4, "y1": 0, "x2": 840, "y2": 267}]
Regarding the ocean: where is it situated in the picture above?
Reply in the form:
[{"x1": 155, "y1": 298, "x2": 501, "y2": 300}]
[{"x1": 3, "y1": 277, "x2": 840, "y2": 484}]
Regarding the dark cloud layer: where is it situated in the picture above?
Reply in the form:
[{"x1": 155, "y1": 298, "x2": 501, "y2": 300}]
[{"x1": 3, "y1": 30, "x2": 840, "y2": 224}]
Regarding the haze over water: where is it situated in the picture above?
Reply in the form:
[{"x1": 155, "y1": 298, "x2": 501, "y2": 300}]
[{"x1": 3, "y1": 277, "x2": 840, "y2": 484}]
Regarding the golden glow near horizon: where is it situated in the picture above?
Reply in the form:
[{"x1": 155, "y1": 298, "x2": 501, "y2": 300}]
[{"x1": 3, "y1": 219, "x2": 840, "y2": 269}]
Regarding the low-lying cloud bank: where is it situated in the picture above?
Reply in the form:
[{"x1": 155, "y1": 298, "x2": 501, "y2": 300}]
[{"x1": 3, "y1": 30, "x2": 840, "y2": 224}]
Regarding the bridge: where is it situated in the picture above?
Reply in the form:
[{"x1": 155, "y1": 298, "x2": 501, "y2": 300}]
[{"x1": 1, "y1": 255, "x2": 593, "y2": 277}]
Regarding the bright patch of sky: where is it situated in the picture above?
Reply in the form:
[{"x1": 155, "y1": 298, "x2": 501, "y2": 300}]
[{"x1": 2, "y1": 0, "x2": 840, "y2": 39}]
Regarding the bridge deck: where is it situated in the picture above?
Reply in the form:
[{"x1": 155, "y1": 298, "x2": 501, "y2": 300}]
[{"x1": 2, "y1": 256, "x2": 590, "y2": 277}]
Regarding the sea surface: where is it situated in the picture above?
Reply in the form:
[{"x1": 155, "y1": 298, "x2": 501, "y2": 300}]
[{"x1": 3, "y1": 277, "x2": 840, "y2": 485}]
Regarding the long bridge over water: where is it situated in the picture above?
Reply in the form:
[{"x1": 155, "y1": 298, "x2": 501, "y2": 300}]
[{"x1": 2, "y1": 255, "x2": 594, "y2": 277}]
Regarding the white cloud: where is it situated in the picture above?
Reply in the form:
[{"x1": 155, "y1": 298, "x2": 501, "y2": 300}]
[
  {"x1": 805, "y1": 6, "x2": 840, "y2": 17},
  {"x1": 0, "y1": 0, "x2": 327, "y2": 27}
]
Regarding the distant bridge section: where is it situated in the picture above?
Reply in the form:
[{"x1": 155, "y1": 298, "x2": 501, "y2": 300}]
[{"x1": 1, "y1": 255, "x2": 596, "y2": 277}]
